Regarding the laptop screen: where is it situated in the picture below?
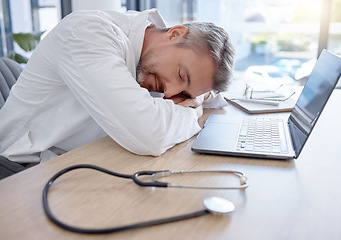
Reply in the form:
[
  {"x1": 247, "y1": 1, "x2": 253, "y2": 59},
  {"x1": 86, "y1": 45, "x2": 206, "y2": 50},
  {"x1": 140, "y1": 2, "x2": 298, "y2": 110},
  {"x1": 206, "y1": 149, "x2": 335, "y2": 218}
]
[{"x1": 288, "y1": 50, "x2": 341, "y2": 157}]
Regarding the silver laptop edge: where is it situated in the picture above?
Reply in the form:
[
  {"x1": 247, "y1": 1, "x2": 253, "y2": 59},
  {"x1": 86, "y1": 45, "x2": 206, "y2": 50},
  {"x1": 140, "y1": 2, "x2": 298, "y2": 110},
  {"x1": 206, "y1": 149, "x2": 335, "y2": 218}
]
[{"x1": 192, "y1": 50, "x2": 341, "y2": 160}]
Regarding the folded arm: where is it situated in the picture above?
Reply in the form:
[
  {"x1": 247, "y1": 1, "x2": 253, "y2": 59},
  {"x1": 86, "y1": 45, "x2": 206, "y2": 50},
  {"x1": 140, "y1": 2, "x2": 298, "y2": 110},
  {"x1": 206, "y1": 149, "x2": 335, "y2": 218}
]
[{"x1": 57, "y1": 18, "x2": 201, "y2": 156}]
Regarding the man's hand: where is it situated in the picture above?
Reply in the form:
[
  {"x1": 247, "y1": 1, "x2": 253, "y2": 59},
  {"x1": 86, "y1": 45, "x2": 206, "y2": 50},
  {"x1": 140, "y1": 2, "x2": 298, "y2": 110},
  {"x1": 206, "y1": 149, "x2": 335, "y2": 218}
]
[
  {"x1": 167, "y1": 92, "x2": 210, "y2": 107},
  {"x1": 166, "y1": 92, "x2": 210, "y2": 118}
]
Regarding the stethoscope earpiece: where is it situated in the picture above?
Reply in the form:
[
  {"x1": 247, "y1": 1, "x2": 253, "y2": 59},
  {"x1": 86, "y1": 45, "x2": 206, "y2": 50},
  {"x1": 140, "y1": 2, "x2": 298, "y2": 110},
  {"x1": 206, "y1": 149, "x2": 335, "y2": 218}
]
[{"x1": 240, "y1": 176, "x2": 247, "y2": 185}]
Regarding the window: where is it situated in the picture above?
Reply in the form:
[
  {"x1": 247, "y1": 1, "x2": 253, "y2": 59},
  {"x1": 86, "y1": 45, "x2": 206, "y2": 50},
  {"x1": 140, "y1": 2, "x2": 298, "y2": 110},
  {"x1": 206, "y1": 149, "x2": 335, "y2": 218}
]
[
  {"x1": 31, "y1": 0, "x2": 58, "y2": 34},
  {"x1": 0, "y1": 0, "x2": 59, "y2": 58},
  {"x1": 136, "y1": 0, "x2": 340, "y2": 87},
  {"x1": 2, "y1": 0, "x2": 339, "y2": 88},
  {"x1": 0, "y1": 0, "x2": 13, "y2": 56},
  {"x1": 329, "y1": 0, "x2": 341, "y2": 53}
]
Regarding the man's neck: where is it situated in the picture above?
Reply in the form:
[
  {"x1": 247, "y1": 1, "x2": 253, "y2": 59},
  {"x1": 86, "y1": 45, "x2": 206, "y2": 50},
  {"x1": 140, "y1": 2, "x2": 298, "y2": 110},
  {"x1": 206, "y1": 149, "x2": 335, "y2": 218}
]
[{"x1": 140, "y1": 27, "x2": 164, "y2": 57}]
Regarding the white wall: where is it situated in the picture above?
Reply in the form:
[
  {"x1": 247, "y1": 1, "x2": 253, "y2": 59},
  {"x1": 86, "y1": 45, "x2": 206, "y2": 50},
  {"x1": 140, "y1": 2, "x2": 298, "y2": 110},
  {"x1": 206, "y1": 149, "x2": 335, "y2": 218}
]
[{"x1": 72, "y1": 0, "x2": 121, "y2": 11}]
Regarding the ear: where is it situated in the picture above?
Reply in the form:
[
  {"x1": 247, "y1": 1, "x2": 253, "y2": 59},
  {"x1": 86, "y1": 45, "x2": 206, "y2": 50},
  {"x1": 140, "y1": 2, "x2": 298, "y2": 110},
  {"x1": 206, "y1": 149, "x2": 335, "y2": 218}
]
[{"x1": 166, "y1": 26, "x2": 189, "y2": 41}]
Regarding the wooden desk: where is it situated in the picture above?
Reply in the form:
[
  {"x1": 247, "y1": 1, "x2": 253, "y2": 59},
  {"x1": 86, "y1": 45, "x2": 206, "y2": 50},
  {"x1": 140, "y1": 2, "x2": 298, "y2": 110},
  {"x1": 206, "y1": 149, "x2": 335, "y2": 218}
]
[{"x1": 1, "y1": 90, "x2": 341, "y2": 240}]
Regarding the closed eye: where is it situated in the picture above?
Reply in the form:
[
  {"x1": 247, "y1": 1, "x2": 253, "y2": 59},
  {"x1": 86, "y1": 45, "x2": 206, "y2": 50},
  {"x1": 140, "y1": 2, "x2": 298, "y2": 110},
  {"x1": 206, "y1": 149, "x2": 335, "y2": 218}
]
[
  {"x1": 180, "y1": 66, "x2": 191, "y2": 87},
  {"x1": 178, "y1": 68, "x2": 183, "y2": 80}
]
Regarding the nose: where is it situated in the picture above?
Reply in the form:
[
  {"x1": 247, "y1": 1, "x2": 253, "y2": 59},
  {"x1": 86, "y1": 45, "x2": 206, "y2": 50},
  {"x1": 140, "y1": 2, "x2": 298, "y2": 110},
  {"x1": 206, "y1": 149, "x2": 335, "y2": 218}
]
[{"x1": 163, "y1": 81, "x2": 184, "y2": 99}]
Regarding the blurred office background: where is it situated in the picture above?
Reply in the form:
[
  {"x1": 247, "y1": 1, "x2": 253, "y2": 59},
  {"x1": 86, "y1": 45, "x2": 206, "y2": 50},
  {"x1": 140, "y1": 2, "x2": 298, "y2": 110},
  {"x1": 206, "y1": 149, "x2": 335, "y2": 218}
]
[{"x1": 1, "y1": 0, "x2": 340, "y2": 87}]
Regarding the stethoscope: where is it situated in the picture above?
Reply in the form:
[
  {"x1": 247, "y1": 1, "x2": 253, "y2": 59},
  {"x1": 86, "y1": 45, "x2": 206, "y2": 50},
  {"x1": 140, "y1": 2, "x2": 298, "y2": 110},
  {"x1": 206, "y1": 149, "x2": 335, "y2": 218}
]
[{"x1": 43, "y1": 164, "x2": 248, "y2": 234}]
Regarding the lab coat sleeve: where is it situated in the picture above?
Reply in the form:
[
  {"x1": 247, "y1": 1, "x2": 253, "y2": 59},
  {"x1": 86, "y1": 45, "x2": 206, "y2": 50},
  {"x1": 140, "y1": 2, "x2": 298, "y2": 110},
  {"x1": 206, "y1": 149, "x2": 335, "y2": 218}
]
[{"x1": 57, "y1": 16, "x2": 200, "y2": 156}]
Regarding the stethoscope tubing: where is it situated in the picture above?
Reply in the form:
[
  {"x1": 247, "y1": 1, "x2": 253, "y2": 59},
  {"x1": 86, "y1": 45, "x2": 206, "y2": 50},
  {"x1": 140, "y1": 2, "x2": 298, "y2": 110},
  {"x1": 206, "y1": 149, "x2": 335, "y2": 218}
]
[
  {"x1": 42, "y1": 164, "x2": 211, "y2": 234},
  {"x1": 42, "y1": 164, "x2": 248, "y2": 234}
]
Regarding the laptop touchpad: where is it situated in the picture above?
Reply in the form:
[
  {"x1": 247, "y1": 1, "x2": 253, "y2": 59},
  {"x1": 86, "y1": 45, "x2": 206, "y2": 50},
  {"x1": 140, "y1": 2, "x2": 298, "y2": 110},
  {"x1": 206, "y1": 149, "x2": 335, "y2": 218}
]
[{"x1": 193, "y1": 122, "x2": 240, "y2": 151}]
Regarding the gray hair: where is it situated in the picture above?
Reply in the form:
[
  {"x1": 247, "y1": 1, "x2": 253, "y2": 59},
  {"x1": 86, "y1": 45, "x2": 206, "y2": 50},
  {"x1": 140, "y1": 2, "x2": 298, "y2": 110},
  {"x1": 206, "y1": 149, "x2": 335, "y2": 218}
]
[{"x1": 156, "y1": 22, "x2": 235, "y2": 92}]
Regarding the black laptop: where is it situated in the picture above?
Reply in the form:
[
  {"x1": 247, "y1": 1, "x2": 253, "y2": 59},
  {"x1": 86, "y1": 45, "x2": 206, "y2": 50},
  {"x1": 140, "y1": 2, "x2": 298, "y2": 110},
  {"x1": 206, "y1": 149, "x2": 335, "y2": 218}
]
[{"x1": 191, "y1": 50, "x2": 341, "y2": 160}]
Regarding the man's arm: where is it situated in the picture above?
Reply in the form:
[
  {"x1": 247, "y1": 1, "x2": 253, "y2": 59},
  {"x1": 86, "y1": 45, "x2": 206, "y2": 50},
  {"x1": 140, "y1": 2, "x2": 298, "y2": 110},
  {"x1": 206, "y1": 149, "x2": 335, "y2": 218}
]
[{"x1": 57, "y1": 14, "x2": 201, "y2": 156}]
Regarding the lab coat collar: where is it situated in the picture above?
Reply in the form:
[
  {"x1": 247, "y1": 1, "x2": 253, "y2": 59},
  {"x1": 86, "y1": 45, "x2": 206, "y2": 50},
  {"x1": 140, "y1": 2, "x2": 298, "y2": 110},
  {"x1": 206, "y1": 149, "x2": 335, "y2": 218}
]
[{"x1": 127, "y1": 9, "x2": 167, "y2": 67}]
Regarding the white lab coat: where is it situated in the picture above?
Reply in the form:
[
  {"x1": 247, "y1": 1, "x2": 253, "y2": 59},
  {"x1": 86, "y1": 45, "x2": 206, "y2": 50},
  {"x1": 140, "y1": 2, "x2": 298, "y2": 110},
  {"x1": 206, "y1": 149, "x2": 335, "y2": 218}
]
[{"x1": 0, "y1": 9, "x2": 226, "y2": 163}]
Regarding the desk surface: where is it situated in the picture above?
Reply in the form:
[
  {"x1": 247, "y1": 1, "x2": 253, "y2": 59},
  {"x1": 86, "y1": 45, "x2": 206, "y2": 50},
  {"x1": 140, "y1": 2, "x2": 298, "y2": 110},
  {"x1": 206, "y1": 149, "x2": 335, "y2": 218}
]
[{"x1": 1, "y1": 90, "x2": 341, "y2": 240}]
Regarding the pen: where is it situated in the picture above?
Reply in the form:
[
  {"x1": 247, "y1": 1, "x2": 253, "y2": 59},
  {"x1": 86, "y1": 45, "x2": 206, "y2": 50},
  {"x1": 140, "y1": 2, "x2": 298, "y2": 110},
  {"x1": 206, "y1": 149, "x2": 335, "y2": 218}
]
[
  {"x1": 238, "y1": 98, "x2": 279, "y2": 106},
  {"x1": 224, "y1": 97, "x2": 279, "y2": 106}
]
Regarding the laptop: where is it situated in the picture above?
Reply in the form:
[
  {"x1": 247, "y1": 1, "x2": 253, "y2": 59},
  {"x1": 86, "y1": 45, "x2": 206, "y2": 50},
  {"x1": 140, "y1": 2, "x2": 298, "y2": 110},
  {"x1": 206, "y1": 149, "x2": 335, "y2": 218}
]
[{"x1": 192, "y1": 50, "x2": 341, "y2": 160}]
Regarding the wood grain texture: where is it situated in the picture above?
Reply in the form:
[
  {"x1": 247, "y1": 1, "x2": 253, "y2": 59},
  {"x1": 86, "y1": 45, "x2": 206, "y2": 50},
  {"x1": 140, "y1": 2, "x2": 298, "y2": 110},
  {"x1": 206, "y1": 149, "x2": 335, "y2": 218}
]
[{"x1": 1, "y1": 90, "x2": 341, "y2": 240}]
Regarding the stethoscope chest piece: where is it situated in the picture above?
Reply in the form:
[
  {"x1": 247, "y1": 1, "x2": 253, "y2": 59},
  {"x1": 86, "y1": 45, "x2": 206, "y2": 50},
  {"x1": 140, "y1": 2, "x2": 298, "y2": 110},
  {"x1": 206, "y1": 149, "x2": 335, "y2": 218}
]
[{"x1": 203, "y1": 197, "x2": 235, "y2": 214}]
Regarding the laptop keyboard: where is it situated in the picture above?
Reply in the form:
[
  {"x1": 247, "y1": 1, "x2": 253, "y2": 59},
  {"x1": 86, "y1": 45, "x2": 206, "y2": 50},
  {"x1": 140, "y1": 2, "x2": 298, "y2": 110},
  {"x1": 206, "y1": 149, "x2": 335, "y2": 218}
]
[{"x1": 236, "y1": 117, "x2": 288, "y2": 154}]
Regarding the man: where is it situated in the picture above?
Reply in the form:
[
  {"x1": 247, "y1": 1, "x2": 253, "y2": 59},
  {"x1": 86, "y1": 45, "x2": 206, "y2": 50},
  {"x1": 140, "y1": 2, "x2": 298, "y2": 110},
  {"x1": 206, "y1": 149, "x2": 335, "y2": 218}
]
[{"x1": 0, "y1": 9, "x2": 234, "y2": 178}]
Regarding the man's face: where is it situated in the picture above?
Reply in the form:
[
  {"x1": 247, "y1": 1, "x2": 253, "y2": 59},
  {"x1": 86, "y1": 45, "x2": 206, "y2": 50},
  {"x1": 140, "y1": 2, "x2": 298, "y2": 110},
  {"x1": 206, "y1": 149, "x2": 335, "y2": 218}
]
[{"x1": 137, "y1": 43, "x2": 215, "y2": 99}]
